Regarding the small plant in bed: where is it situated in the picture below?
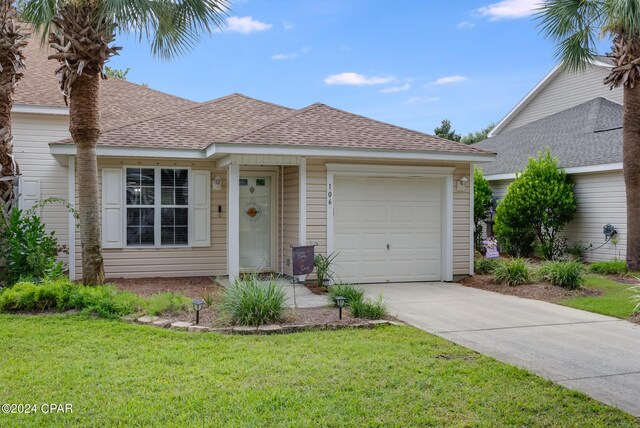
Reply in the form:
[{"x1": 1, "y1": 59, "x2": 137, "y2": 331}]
[
  {"x1": 589, "y1": 259, "x2": 628, "y2": 276},
  {"x1": 350, "y1": 294, "x2": 388, "y2": 319},
  {"x1": 218, "y1": 275, "x2": 286, "y2": 326},
  {"x1": 474, "y1": 258, "x2": 501, "y2": 275},
  {"x1": 328, "y1": 283, "x2": 365, "y2": 307},
  {"x1": 539, "y1": 260, "x2": 585, "y2": 290},
  {"x1": 493, "y1": 258, "x2": 531, "y2": 286},
  {"x1": 145, "y1": 293, "x2": 192, "y2": 316}
]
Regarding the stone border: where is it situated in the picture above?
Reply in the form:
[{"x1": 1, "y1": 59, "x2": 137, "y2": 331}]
[{"x1": 129, "y1": 315, "x2": 403, "y2": 335}]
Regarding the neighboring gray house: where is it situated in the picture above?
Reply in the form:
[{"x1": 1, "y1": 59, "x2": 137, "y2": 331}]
[{"x1": 475, "y1": 90, "x2": 627, "y2": 261}]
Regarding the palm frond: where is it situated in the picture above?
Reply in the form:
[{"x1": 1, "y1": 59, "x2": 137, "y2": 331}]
[{"x1": 537, "y1": 0, "x2": 606, "y2": 71}]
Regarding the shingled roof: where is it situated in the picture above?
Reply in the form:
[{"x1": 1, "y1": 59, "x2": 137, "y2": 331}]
[
  {"x1": 474, "y1": 98, "x2": 622, "y2": 176},
  {"x1": 15, "y1": 33, "x2": 198, "y2": 129},
  {"x1": 226, "y1": 103, "x2": 489, "y2": 154}
]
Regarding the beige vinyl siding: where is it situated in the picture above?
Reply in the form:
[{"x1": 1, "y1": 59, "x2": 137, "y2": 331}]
[
  {"x1": 305, "y1": 159, "x2": 472, "y2": 278},
  {"x1": 75, "y1": 158, "x2": 227, "y2": 279},
  {"x1": 282, "y1": 166, "x2": 299, "y2": 276},
  {"x1": 564, "y1": 171, "x2": 627, "y2": 262},
  {"x1": 488, "y1": 171, "x2": 627, "y2": 262},
  {"x1": 12, "y1": 113, "x2": 71, "y2": 266},
  {"x1": 499, "y1": 65, "x2": 623, "y2": 134}
]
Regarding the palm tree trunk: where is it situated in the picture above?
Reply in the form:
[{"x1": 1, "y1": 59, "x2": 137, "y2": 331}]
[
  {"x1": 70, "y1": 71, "x2": 105, "y2": 284},
  {"x1": 0, "y1": 74, "x2": 16, "y2": 217},
  {"x1": 623, "y1": 84, "x2": 640, "y2": 270}
]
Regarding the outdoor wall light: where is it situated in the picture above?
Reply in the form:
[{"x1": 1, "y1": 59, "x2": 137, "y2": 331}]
[
  {"x1": 212, "y1": 176, "x2": 222, "y2": 191},
  {"x1": 457, "y1": 176, "x2": 469, "y2": 191},
  {"x1": 192, "y1": 299, "x2": 204, "y2": 325},
  {"x1": 335, "y1": 296, "x2": 346, "y2": 320}
]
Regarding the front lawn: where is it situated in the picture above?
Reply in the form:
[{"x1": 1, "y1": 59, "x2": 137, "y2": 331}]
[
  {"x1": 1, "y1": 315, "x2": 636, "y2": 426},
  {"x1": 561, "y1": 276, "x2": 638, "y2": 319}
]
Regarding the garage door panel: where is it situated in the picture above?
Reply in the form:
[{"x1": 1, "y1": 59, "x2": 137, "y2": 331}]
[{"x1": 334, "y1": 176, "x2": 443, "y2": 283}]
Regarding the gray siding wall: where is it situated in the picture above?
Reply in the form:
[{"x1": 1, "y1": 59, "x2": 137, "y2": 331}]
[{"x1": 498, "y1": 65, "x2": 623, "y2": 134}]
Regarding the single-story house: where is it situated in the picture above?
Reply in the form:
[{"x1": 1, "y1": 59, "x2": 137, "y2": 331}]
[
  {"x1": 476, "y1": 63, "x2": 625, "y2": 262},
  {"x1": 13, "y1": 40, "x2": 495, "y2": 283}
]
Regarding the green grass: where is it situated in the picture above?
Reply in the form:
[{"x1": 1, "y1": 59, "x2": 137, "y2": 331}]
[
  {"x1": 0, "y1": 315, "x2": 636, "y2": 427},
  {"x1": 561, "y1": 276, "x2": 638, "y2": 319}
]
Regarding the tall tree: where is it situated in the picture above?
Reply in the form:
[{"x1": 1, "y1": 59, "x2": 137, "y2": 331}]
[
  {"x1": 434, "y1": 119, "x2": 461, "y2": 142},
  {"x1": 0, "y1": 1, "x2": 27, "y2": 218},
  {"x1": 461, "y1": 122, "x2": 495, "y2": 145},
  {"x1": 22, "y1": 0, "x2": 228, "y2": 284},
  {"x1": 539, "y1": 0, "x2": 640, "y2": 270}
]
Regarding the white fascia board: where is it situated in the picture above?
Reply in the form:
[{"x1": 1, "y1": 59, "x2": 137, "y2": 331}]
[
  {"x1": 50, "y1": 144, "x2": 206, "y2": 159},
  {"x1": 489, "y1": 65, "x2": 562, "y2": 137},
  {"x1": 485, "y1": 162, "x2": 624, "y2": 181},
  {"x1": 208, "y1": 143, "x2": 496, "y2": 163},
  {"x1": 12, "y1": 104, "x2": 69, "y2": 116}
]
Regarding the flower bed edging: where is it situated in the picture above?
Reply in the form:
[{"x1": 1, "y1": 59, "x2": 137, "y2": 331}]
[{"x1": 130, "y1": 315, "x2": 401, "y2": 334}]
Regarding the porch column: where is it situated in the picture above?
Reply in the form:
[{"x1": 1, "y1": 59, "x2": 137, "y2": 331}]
[
  {"x1": 227, "y1": 163, "x2": 240, "y2": 279},
  {"x1": 299, "y1": 158, "x2": 307, "y2": 246}
]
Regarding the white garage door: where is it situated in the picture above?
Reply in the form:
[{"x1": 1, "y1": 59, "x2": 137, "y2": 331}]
[{"x1": 333, "y1": 176, "x2": 442, "y2": 283}]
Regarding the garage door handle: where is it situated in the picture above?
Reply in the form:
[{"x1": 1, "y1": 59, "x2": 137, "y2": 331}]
[{"x1": 387, "y1": 244, "x2": 390, "y2": 250}]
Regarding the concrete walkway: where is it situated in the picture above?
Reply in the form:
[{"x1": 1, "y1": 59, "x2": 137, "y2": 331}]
[{"x1": 363, "y1": 282, "x2": 640, "y2": 417}]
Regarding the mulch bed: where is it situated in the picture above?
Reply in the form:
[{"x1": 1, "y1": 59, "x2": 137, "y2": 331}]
[
  {"x1": 109, "y1": 276, "x2": 373, "y2": 329},
  {"x1": 305, "y1": 284, "x2": 328, "y2": 295},
  {"x1": 459, "y1": 274, "x2": 603, "y2": 304},
  {"x1": 108, "y1": 276, "x2": 219, "y2": 299}
]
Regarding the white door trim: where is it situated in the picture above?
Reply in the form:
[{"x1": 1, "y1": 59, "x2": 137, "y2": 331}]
[
  {"x1": 239, "y1": 169, "x2": 278, "y2": 272},
  {"x1": 326, "y1": 163, "x2": 454, "y2": 282}
]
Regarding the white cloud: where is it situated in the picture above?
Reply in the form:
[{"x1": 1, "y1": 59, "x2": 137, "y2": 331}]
[
  {"x1": 324, "y1": 72, "x2": 395, "y2": 86},
  {"x1": 433, "y1": 75, "x2": 468, "y2": 85},
  {"x1": 477, "y1": 0, "x2": 541, "y2": 20},
  {"x1": 271, "y1": 47, "x2": 310, "y2": 61},
  {"x1": 404, "y1": 96, "x2": 440, "y2": 105},
  {"x1": 458, "y1": 21, "x2": 476, "y2": 29},
  {"x1": 379, "y1": 83, "x2": 411, "y2": 93},
  {"x1": 225, "y1": 16, "x2": 272, "y2": 34}
]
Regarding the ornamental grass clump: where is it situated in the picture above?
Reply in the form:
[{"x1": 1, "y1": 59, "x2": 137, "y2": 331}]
[
  {"x1": 350, "y1": 295, "x2": 388, "y2": 319},
  {"x1": 327, "y1": 283, "x2": 365, "y2": 307},
  {"x1": 493, "y1": 258, "x2": 531, "y2": 286},
  {"x1": 218, "y1": 275, "x2": 286, "y2": 327},
  {"x1": 589, "y1": 259, "x2": 628, "y2": 276},
  {"x1": 539, "y1": 261, "x2": 585, "y2": 290},
  {"x1": 474, "y1": 258, "x2": 501, "y2": 275}
]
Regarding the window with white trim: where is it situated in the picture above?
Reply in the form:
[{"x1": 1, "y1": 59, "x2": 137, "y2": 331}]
[{"x1": 125, "y1": 167, "x2": 189, "y2": 247}]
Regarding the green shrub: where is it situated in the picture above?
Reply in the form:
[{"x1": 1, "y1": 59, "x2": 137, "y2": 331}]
[
  {"x1": 314, "y1": 252, "x2": 339, "y2": 287},
  {"x1": 589, "y1": 259, "x2": 628, "y2": 275},
  {"x1": 327, "y1": 283, "x2": 365, "y2": 307},
  {"x1": 350, "y1": 294, "x2": 388, "y2": 319},
  {"x1": 474, "y1": 258, "x2": 501, "y2": 275},
  {"x1": 630, "y1": 285, "x2": 640, "y2": 314},
  {"x1": 0, "y1": 279, "x2": 144, "y2": 318},
  {"x1": 495, "y1": 150, "x2": 577, "y2": 260},
  {"x1": 218, "y1": 275, "x2": 286, "y2": 326},
  {"x1": 539, "y1": 261, "x2": 585, "y2": 290},
  {"x1": 0, "y1": 209, "x2": 64, "y2": 286},
  {"x1": 145, "y1": 292, "x2": 192, "y2": 316},
  {"x1": 493, "y1": 258, "x2": 531, "y2": 286},
  {"x1": 494, "y1": 220, "x2": 536, "y2": 258}
]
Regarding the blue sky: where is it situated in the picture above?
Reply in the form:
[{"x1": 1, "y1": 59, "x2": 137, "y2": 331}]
[{"x1": 109, "y1": 0, "x2": 604, "y2": 135}]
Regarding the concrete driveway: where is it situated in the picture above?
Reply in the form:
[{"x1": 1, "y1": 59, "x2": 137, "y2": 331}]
[{"x1": 363, "y1": 282, "x2": 640, "y2": 417}]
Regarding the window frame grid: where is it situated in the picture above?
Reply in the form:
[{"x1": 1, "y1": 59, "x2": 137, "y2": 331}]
[{"x1": 123, "y1": 166, "x2": 192, "y2": 249}]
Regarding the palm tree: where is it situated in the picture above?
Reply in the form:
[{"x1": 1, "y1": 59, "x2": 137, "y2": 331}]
[
  {"x1": 538, "y1": 0, "x2": 640, "y2": 270},
  {"x1": 0, "y1": 1, "x2": 27, "y2": 219},
  {"x1": 22, "y1": 0, "x2": 227, "y2": 284}
]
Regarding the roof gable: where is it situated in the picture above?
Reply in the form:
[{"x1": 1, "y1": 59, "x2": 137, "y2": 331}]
[
  {"x1": 475, "y1": 98, "x2": 622, "y2": 176},
  {"x1": 490, "y1": 61, "x2": 622, "y2": 137}
]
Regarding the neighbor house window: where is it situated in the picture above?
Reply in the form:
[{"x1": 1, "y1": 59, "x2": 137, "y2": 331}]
[{"x1": 126, "y1": 167, "x2": 189, "y2": 247}]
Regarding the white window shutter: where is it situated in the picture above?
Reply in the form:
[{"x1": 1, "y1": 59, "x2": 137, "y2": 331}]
[
  {"x1": 19, "y1": 178, "x2": 41, "y2": 215},
  {"x1": 192, "y1": 170, "x2": 211, "y2": 247},
  {"x1": 102, "y1": 168, "x2": 123, "y2": 249}
]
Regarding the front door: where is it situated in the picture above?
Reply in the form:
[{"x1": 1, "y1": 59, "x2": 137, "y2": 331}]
[{"x1": 239, "y1": 173, "x2": 274, "y2": 271}]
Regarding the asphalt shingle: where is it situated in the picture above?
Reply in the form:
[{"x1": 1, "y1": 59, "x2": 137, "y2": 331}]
[{"x1": 474, "y1": 98, "x2": 622, "y2": 176}]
